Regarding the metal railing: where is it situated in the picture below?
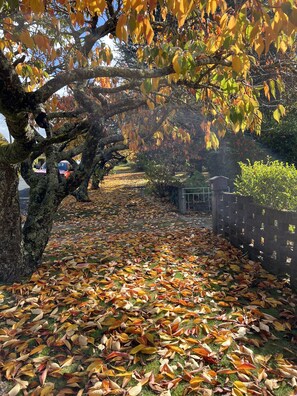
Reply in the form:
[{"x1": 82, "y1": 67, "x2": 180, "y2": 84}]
[{"x1": 181, "y1": 187, "x2": 212, "y2": 213}]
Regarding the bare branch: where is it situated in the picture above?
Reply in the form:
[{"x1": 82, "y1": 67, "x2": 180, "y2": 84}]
[
  {"x1": 47, "y1": 109, "x2": 86, "y2": 120},
  {"x1": 94, "y1": 142, "x2": 127, "y2": 164},
  {"x1": 105, "y1": 99, "x2": 146, "y2": 119},
  {"x1": 34, "y1": 56, "x2": 232, "y2": 104},
  {"x1": 98, "y1": 134, "x2": 124, "y2": 147},
  {"x1": 57, "y1": 143, "x2": 85, "y2": 162},
  {"x1": 32, "y1": 119, "x2": 90, "y2": 156},
  {"x1": 82, "y1": 16, "x2": 118, "y2": 55},
  {"x1": 33, "y1": 65, "x2": 174, "y2": 103}
]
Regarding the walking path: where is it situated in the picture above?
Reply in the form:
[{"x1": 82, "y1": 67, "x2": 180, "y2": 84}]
[
  {"x1": 0, "y1": 172, "x2": 297, "y2": 396},
  {"x1": 54, "y1": 171, "x2": 212, "y2": 234}
]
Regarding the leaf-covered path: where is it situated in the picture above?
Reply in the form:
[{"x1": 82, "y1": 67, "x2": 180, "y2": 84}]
[{"x1": 1, "y1": 171, "x2": 297, "y2": 396}]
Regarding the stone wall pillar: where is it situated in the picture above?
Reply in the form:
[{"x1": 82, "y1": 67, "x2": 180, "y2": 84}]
[{"x1": 209, "y1": 176, "x2": 229, "y2": 234}]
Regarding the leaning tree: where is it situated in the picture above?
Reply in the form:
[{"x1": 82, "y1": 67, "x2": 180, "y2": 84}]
[{"x1": 0, "y1": 0, "x2": 296, "y2": 281}]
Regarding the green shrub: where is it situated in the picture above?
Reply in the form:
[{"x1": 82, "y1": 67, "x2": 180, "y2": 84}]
[
  {"x1": 144, "y1": 160, "x2": 183, "y2": 197},
  {"x1": 234, "y1": 159, "x2": 297, "y2": 211},
  {"x1": 183, "y1": 170, "x2": 208, "y2": 188}
]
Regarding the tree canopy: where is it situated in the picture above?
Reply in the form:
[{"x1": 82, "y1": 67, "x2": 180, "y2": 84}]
[{"x1": 0, "y1": 0, "x2": 296, "y2": 157}]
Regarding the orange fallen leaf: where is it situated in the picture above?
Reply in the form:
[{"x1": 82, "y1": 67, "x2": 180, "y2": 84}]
[{"x1": 236, "y1": 363, "x2": 256, "y2": 372}]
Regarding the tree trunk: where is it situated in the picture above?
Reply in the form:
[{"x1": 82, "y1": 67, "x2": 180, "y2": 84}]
[
  {"x1": 72, "y1": 176, "x2": 91, "y2": 202},
  {"x1": 0, "y1": 121, "x2": 107, "y2": 282},
  {"x1": 91, "y1": 164, "x2": 107, "y2": 190},
  {"x1": 0, "y1": 162, "x2": 26, "y2": 282},
  {"x1": 91, "y1": 172, "x2": 100, "y2": 190},
  {"x1": 22, "y1": 176, "x2": 63, "y2": 273},
  {"x1": 71, "y1": 121, "x2": 106, "y2": 202}
]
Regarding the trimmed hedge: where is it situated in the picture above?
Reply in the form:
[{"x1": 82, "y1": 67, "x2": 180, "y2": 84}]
[{"x1": 234, "y1": 159, "x2": 297, "y2": 211}]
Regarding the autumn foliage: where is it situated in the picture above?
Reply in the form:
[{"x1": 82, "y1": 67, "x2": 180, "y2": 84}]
[
  {"x1": 1, "y1": 0, "x2": 296, "y2": 148},
  {"x1": 0, "y1": 3, "x2": 297, "y2": 391},
  {"x1": 1, "y1": 171, "x2": 297, "y2": 395}
]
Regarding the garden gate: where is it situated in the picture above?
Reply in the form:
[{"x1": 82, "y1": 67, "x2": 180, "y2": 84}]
[{"x1": 179, "y1": 187, "x2": 212, "y2": 213}]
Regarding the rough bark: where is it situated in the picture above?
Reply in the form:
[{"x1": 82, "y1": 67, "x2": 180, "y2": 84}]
[
  {"x1": 70, "y1": 127, "x2": 104, "y2": 202},
  {"x1": 91, "y1": 163, "x2": 107, "y2": 190},
  {"x1": 91, "y1": 172, "x2": 102, "y2": 190},
  {"x1": 0, "y1": 162, "x2": 25, "y2": 282},
  {"x1": 0, "y1": 73, "x2": 131, "y2": 281},
  {"x1": 20, "y1": 143, "x2": 71, "y2": 274},
  {"x1": 22, "y1": 175, "x2": 63, "y2": 273},
  {"x1": 20, "y1": 119, "x2": 106, "y2": 274},
  {"x1": 72, "y1": 176, "x2": 91, "y2": 202}
]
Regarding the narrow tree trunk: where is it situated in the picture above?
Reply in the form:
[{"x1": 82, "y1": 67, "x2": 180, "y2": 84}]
[
  {"x1": 71, "y1": 118, "x2": 105, "y2": 202},
  {"x1": 0, "y1": 162, "x2": 25, "y2": 282},
  {"x1": 91, "y1": 164, "x2": 106, "y2": 190},
  {"x1": 0, "y1": 120, "x2": 108, "y2": 281},
  {"x1": 91, "y1": 167, "x2": 106, "y2": 190},
  {"x1": 91, "y1": 172, "x2": 100, "y2": 190},
  {"x1": 72, "y1": 176, "x2": 91, "y2": 202}
]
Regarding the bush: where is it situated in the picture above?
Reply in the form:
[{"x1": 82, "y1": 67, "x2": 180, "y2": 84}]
[
  {"x1": 183, "y1": 170, "x2": 208, "y2": 188},
  {"x1": 144, "y1": 160, "x2": 183, "y2": 197},
  {"x1": 137, "y1": 149, "x2": 208, "y2": 198},
  {"x1": 234, "y1": 159, "x2": 297, "y2": 211}
]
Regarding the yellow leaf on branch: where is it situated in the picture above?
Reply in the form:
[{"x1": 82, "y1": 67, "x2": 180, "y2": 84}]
[
  {"x1": 15, "y1": 63, "x2": 23, "y2": 75},
  {"x1": 228, "y1": 15, "x2": 237, "y2": 31},
  {"x1": 232, "y1": 56, "x2": 243, "y2": 73},
  {"x1": 91, "y1": 0, "x2": 106, "y2": 14},
  {"x1": 144, "y1": 18, "x2": 154, "y2": 45},
  {"x1": 172, "y1": 52, "x2": 182, "y2": 74},
  {"x1": 19, "y1": 29, "x2": 35, "y2": 48},
  {"x1": 210, "y1": 0, "x2": 217, "y2": 15},
  {"x1": 273, "y1": 108, "x2": 280, "y2": 123},
  {"x1": 29, "y1": 0, "x2": 45, "y2": 14},
  {"x1": 254, "y1": 36, "x2": 265, "y2": 57},
  {"x1": 116, "y1": 14, "x2": 128, "y2": 42}
]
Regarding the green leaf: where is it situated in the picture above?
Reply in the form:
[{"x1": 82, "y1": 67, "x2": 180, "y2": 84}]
[
  {"x1": 142, "y1": 79, "x2": 152, "y2": 93},
  {"x1": 7, "y1": 0, "x2": 18, "y2": 10},
  {"x1": 269, "y1": 80, "x2": 276, "y2": 99}
]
